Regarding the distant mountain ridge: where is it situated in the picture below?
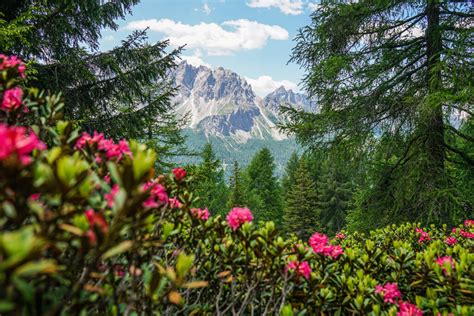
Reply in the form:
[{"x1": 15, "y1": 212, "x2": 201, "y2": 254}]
[{"x1": 171, "y1": 61, "x2": 315, "y2": 143}]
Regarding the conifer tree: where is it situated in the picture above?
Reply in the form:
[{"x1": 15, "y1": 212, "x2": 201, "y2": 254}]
[
  {"x1": 227, "y1": 160, "x2": 246, "y2": 209},
  {"x1": 285, "y1": 0, "x2": 473, "y2": 227},
  {"x1": 191, "y1": 143, "x2": 228, "y2": 215},
  {"x1": 316, "y1": 163, "x2": 352, "y2": 235},
  {"x1": 281, "y1": 152, "x2": 299, "y2": 202},
  {"x1": 284, "y1": 158, "x2": 320, "y2": 239},
  {"x1": 244, "y1": 148, "x2": 283, "y2": 224}
]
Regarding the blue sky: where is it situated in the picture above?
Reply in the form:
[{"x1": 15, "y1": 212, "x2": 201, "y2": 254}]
[{"x1": 99, "y1": 0, "x2": 320, "y2": 96}]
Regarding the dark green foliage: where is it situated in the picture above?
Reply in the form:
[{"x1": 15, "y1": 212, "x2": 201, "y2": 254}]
[
  {"x1": 285, "y1": 0, "x2": 474, "y2": 228},
  {"x1": 281, "y1": 151, "x2": 299, "y2": 201},
  {"x1": 244, "y1": 148, "x2": 283, "y2": 225},
  {"x1": 0, "y1": 1, "x2": 186, "y2": 167},
  {"x1": 227, "y1": 160, "x2": 246, "y2": 209},
  {"x1": 283, "y1": 158, "x2": 320, "y2": 239},
  {"x1": 316, "y1": 162, "x2": 352, "y2": 235},
  {"x1": 189, "y1": 143, "x2": 228, "y2": 215}
]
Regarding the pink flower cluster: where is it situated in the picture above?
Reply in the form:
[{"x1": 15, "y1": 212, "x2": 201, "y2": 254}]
[
  {"x1": 309, "y1": 232, "x2": 344, "y2": 259},
  {"x1": 191, "y1": 207, "x2": 210, "y2": 221},
  {"x1": 2, "y1": 87, "x2": 23, "y2": 111},
  {"x1": 142, "y1": 180, "x2": 169, "y2": 208},
  {"x1": 375, "y1": 282, "x2": 423, "y2": 315},
  {"x1": 85, "y1": 209, "x2": 109, "y2": 245},
  {"x1": 226, "y1": 207, "x2": 253, "y2": 230},
  {"x1": 452, "y1": 227, "x2": 474, "y2": 239},
  {"x1": 172, "y1": 168, "x2": 187, "y2": 181},
  {"x1": 444, "y1": 236, "x2": 457, "y2": 246},
  {"x1": 415, "y1": 228, "x2": 430, "y2": 244},
  {"x1": 397, "y1": 301, "x2": 423, "y2": 316},
  {"x1": 335, "y1": 232, "x2": 346, "y2": 240},
  {"x1": 105, "y1": 184, "x2": 120, "y2": 208},
  {"x1": 435, "y1": 256, "x2": 455, "y2": 274},
  {"x1": 75, "y1": 131, "x2": 132, "y2": 162},
  {"x1": 375, "y1": 282, "x2": 402, "y2": 304},
  {"x1": 0, "y1": 123, "x2": 46, "y2": 165},
  {"x1": 464, "y1": 219, "x2": 474, "y2": 227},
  {"x1": 169, "y1": 197, "x2": 182, "y2": 209},
  {"x1": 0, "y1": 54, "x2": 26, "y2": 78},
  {"x1": 287, "y1": 261, "x2": 311, "y2": 279}
]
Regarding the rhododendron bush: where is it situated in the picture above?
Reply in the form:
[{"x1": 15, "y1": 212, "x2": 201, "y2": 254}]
[{"x1": 0, "y1": 55, "x2": 473, "y2": 315}]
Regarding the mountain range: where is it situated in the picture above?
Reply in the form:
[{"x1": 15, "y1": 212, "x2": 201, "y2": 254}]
[{"x1": 170, "y1": 61, "x2": 315, "y2": 175}]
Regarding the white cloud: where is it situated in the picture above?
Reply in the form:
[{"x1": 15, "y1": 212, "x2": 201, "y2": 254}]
[
  {"x1": 125, "y1": 19, "x2": 288, "y2": 56},
  {"x1": 195, "y1": 1, "x2": 212, "y2": 15},
  {"x1": 203, "y1": 2, "x2": 211, "y2": 14},
  {"x1": 245, "y1": 75, "x2": 299, "y2": 97},
  {"x1": 247, "y1": 0, "x2": 304, "y2": 15},
  {"x1": 182, "y1": 49, "x2": 211, "y2": 68}
]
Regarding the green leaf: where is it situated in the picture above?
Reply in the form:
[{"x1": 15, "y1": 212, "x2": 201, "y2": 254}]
[
  {"x1": 176, "y1": 253, "x2": 195, "y2": 278},
  {"x1": 101, "y1": 241, "x2": 133, "y2": 260}
]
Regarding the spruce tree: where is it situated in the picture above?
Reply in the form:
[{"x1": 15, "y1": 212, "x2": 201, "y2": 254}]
[
  {"x1": 281, "y1": 151, "x2": 299, "y2": 202},
  {"x1": 191, "y1": 143, "x2": 228, "y2": 215},
  {"x1": 316, "y1": 163, "x2": 352, "y2": 235},
  {"x1": 285, "y1": 0, "x2": 473, "y2": 227},
  {"x1": 227, "y1": 160, "x2": 246, "y2": 209},
  {"x1": 0, "y1": 1, "x2": 186, "y2": 166},
  {"x1": 284, "y1": 158, "x2": 319, "y2": 239},
  {"x1": 244, "y1": 148, "x2": 283, "y2": 225}
]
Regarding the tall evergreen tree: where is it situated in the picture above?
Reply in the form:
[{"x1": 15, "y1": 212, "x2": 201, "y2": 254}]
[
  {"x1": 284, "y1": 158, "x2": 320, "y2": 239},
  {"x1": 227, "y1": 160, "x2": 246, "y2": 209},
  {"x1": 244, "y1": 148, "x2": 283, "y2": 225},
  {"x1": 281, "y1": 151, "x2": 300, "y2": 201},
  {"x1": 285, "y1": 0, "x2": 473, "y2": 227},
  {"x1": 0, "y1": 1, "x2": 186, "y2": 166},
  {"x1": 316, "y1": 162, "x2": 352, "y2": 235},
  {"x1": 191, "y1": 143, "x2": 228, "y2": 215}
]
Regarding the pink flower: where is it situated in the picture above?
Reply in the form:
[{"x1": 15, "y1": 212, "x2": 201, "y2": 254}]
[
  {"x1": 397, "y1": 301, "x2": 423, "y2": 316},
  {"x1": 105, "y1": 184, "x2": 119, "y2": 208},
  {"x1": 375, "y1": 282, "x2": 402, "y2": 304},
  {"x1": 309, "y1": 232, "x2": 329, "y2": 253},
  {"x1": 415, "y1": 228, "x2": 430, "y2": 244},
  {"x1": 2, "y1": 87, "x2": 23, "y2": 111},
  {"x1": 226, "y1": 207, "x2": 253, "y2": 230},
  {"x1": 84, "y1": 209, "x2": 109, "y2": 245},
  {"x1": 142, "y1": 181, "x2": 169, "y2": 208},
  {"x1": 329, "y1": 245, "x2": 344, "y2": 258},
  {"x1": 335, "y1": 232, "x2": 346, "y2": 240},
  {"x1": 444, "y1": 236, "x2": 457, "y2": 246},
  {"x1": 29, "y1": 193, "x2": 41, "y2": 201},
  {"x1": 0, "y1": 55, "x2": 26, "y2": 78},
  {"x1": 459, "y1": 229, "x2": 474, "y2": 239},
  {"x1": 0, "y1": 124, "x2": 46, "y2": 165},
  {"x1": 464, "y1": 219, "x2": 474, "y2": 227},
  {"x1": 75, "y1": 131, "x2": 131, "y2": 161},
  {"x1": 287, "y1": 261, "x2": 311, "y2": 279},
  {"x1": 435, "y1": 256, "x2": 455, "y2": 274},
  {"x1": 104, "y1": 174, "x2": 111, "y2": 184},
  {"x1": 191, "y1": 207, "x2": 210, "y2": 220},
  {"x1": 169, "y1": 197, "x2": 182, "y2": 209},
  {"x1": 173, "y1": 168, "x2": 187, "y2": 181}
]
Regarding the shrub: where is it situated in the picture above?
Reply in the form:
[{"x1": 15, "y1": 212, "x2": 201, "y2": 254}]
[{"x1": 0, "y1": 55, "x2": 473, "y2": 315}]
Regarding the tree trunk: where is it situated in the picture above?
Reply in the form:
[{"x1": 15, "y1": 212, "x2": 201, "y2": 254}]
[{"x1": 424, "y1": 0, "x2": 445, "y2": 173}]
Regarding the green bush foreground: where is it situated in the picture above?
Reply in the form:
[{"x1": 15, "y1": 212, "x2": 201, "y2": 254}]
[{"x1": 0, "y1": 55, "x2": 473, "y2": 315}]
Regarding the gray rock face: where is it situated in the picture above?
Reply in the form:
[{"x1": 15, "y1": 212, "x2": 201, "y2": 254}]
[
  {"x1": 262, "y1": 85, "x2": 314, "y2": 112},
  {"x1": 171, "y1": 61, "x2": 314, "y2": 143}
]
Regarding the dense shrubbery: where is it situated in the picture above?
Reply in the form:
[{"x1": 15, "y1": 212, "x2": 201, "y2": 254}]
[{"x1": 1, "y1": 55, "x2": 473, "y2": 315}]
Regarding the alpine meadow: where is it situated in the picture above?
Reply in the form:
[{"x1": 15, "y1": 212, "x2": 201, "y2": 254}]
[{"x1": 0, "y1": 1, "x2": 473, "y2": 315}]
